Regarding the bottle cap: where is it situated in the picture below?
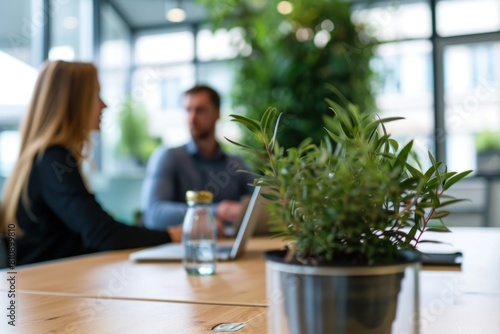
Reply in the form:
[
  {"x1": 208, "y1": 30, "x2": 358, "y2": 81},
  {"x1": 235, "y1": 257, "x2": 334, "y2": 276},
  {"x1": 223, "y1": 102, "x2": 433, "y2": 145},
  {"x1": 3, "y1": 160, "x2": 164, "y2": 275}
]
[{"x1": 185, "y1": 190, "x2": 213, "y2": 203}]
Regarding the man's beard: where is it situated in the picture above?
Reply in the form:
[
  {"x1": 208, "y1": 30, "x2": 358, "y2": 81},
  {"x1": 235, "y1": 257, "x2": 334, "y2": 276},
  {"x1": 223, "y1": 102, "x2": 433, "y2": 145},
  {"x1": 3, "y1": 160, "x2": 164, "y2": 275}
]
[{"x1": 192, "y1": 128, "x2": 212, "y2": 140}]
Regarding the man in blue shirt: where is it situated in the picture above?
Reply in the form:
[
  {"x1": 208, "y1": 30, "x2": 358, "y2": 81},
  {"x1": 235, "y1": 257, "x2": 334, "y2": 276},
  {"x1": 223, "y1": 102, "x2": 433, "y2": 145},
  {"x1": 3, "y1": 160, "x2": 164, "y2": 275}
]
[{"x1": 141, "y1": 85, "x2": 254, "y2": 232}]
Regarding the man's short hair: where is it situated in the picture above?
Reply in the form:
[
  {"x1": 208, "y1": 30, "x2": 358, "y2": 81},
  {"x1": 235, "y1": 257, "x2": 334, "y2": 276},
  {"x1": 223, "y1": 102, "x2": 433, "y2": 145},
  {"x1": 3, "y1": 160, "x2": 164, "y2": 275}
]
[{"x1": 185, "y1": 85, "x2": 220, "y2": 110}]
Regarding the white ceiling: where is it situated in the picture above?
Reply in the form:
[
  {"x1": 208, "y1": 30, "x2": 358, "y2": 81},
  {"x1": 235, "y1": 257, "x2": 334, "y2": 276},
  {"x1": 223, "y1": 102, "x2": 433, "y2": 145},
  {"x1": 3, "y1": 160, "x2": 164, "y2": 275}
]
[
  {"x1": 108, "y1": 0, "x2": 209, "y2": 30},
  {"x1": 0, "y1": 0, "x2": 209, "y2": 50}
]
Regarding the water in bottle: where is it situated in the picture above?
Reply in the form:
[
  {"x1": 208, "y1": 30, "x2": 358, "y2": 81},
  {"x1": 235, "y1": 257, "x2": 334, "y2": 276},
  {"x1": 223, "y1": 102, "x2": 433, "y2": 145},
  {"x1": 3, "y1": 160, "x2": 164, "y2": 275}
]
[{"x1": 183, "y1": 190, "x2": 217, "y2": 276}]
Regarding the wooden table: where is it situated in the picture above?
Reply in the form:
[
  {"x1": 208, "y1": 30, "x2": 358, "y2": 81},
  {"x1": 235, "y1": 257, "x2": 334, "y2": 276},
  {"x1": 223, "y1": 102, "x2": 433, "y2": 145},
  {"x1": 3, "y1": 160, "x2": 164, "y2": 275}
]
[
  {"x1": 416, "y1": 228, "x2": 500, "y2": 333},
  {"x1": 0, "y1": 293, "x2": 267, "y2": 333},
  {"x1": 1, "y1": 228, "x2": 499, "y2": 333},
  {"x1": 3, "y1": 238, "x2": 279, "y2": 307}
]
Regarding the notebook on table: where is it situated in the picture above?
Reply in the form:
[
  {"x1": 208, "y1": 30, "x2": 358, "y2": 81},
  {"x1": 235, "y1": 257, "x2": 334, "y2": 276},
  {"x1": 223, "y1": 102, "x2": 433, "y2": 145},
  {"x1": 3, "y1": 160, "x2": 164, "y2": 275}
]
[
  {"x1": 129, "y1": 186, "x2": 263, "y2": 262},
  {"x1": 417, "y1": 241, "x2": 463, "y2": 266}
]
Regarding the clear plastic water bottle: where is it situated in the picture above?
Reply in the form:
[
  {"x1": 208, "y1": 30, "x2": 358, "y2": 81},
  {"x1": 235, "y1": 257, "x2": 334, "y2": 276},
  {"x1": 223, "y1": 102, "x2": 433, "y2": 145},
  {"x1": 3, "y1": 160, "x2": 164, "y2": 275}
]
[{"x1": 182, "y1": 190, "x2": 217, "y2": 276}]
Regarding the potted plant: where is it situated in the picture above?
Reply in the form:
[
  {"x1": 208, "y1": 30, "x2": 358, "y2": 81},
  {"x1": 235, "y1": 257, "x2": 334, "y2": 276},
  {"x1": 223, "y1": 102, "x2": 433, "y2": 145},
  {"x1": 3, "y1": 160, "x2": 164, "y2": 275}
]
[
  {"x1": 475, "y1": 129, "x2": 500, "y2": 175},
  {"x1": 117, "y1": 97, "x2": 161, "y2": 168},
  {"x1": 228, "y1": 86, "x2": 471, "y2": 334}
]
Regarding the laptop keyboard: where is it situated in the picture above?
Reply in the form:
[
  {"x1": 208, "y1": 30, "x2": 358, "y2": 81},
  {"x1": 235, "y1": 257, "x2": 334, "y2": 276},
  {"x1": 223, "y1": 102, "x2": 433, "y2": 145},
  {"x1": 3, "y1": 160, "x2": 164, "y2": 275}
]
[{"x1": 216, "y1": 245, "x2": 232, "y2": 253}]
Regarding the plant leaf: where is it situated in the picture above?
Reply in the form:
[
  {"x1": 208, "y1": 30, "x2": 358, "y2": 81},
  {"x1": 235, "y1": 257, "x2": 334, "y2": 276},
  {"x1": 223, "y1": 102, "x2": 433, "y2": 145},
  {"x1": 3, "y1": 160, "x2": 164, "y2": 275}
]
[
  {"x1": 229, "y1": 114, "x2": 261, "y2": 133},
  {"x1": 425, "y1": 226, "x2": 451, "y2": 232},
  {"x1": 439, "y1": 198, "x2": 469, "y2": 207},
  {"x1": 388, "y1": 138, "x2": 399, "y2": 151},
  {"x1": 395, "y1": 141, "x2": 414, "y2": 165},
  {"x1": 417, "y1": 239, "x2": 446, "y2": 244},
  {"x1": 269, "y1": 112, "x2": 284, "y2": 148},
  {"x1": 430, "y1": 211, "x2": 450, "y2": 219},
  {"x1": 428, "y1": 151, "x2": 437, "y2": 167},
  {"x1": 324, "y1": 127, "x2": 345, "y2": 144},
  {"x1": 262, "y1": 107, "x2": 277, "y2": 137},
  {"x1": 260, "y1": 192, "x2": 280, "y2": 201},
  {"x1": 443, "y1": 170, "x2": 473, "y2": 190},
  {"x1": 364, "y1": 117, "x2": 405, "y2": 134},
  {"x1": 407, "y1": 224, "x2": 420, "y2": 241},
  {"x1": 325, "y1": 98, "x2": 353, "y2": 134},
  {"x1": 224, "y1": 136, "x2": 254, "y2": 149},
  {"x1": 405, "y1": 163, "x2": 423, "y2": 178},
  {"x1": 325, "y1": 83, "x2": 352, "y2": 108}
]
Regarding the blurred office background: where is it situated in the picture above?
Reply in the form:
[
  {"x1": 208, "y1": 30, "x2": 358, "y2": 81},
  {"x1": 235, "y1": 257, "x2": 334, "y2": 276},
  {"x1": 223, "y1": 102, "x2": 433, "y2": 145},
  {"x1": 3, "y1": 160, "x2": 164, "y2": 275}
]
[{"x1": 1, "y1": 0, "x2": 500, "y2": 226}]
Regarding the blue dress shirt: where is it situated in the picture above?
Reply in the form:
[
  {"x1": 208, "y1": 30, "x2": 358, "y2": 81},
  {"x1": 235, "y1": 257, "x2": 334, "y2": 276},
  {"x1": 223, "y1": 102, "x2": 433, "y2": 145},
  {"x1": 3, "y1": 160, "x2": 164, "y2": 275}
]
[{"x1": 141, "y1": 141, "x2": 254, "y2": 230}]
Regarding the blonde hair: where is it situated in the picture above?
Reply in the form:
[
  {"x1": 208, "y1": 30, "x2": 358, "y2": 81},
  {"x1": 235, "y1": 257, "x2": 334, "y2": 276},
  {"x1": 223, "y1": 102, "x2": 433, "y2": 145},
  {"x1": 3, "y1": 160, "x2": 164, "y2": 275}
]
[{"x1": 0, "y1": 61, "x2": 99, "y2": 236}]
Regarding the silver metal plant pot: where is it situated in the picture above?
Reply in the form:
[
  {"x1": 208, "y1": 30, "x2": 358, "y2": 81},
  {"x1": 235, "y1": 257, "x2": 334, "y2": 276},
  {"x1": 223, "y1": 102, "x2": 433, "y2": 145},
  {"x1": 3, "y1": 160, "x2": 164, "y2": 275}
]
[{"x1": 265, "y1": 250, "x2": 420, "y2": 334}]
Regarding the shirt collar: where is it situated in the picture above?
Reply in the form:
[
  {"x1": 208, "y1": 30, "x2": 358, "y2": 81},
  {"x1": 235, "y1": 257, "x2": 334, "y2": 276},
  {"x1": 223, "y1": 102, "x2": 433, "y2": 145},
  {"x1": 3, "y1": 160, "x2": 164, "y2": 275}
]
[{"x1": 186, "y1": 139, "x2": 226, "y2": 160}]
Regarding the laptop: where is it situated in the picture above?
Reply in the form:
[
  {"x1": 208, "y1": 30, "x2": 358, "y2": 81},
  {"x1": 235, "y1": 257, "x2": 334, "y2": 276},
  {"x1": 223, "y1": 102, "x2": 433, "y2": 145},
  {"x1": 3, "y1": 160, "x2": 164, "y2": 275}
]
[{"x1": 129, "y1": 186, "x2": 263, "y2": 262}]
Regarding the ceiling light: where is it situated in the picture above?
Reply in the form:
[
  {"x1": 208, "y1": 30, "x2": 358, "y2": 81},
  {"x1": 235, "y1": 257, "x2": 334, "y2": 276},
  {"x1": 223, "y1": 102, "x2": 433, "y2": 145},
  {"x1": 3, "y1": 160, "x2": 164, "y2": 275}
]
[{"x1": 166, "y1": 1, "x2": 186, "y2": 22}]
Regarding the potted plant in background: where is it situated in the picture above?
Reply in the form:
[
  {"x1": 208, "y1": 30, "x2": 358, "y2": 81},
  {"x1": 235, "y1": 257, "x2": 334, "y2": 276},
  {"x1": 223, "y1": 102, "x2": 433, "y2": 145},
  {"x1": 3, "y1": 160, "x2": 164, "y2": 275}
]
[
  {"x1": 228, "y1": 86, "x2": 471, "y2": 334},
  {"x1": 117, "y1": 97, "x2": 161, "y2": 170},
  {"x1": 475, "y1": 129, "x2": 500, "y2": 175},
  {"x1": 200, "y1": 0, "x2": 376, "y2": 150}
]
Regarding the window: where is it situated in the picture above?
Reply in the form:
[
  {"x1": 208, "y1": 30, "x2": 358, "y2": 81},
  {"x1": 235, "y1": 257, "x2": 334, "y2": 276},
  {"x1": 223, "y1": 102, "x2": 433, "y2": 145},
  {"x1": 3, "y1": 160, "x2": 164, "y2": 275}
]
[
  {"x1": 0, "y1": 131, "x2": 21, "y2": 177},
  {"x1": 99, "y1": 2, "x2": 133, "y2": 175},
  {"x1": 134, "y1": 30, "x2": 194, "y2": 65},
  {"x1": 0, "y1": 0, "x2": 38, "y2": 178},
  {"x1": 196, "y1": 27, "x2": 249, "y2": 61},
  {"x1": 49, "y1": 0, "x2": 94, "y2": 61},
  {"x1": 132, "y1": 64, "x2": 195, "y2": 147},
  {"x1": 444, "y1": 42, "x2": 500, "y2": 173},
  {"x1": 128, "y1": 26, "x2": 243, "y2": 167},
  {"x1": 437, "y1": 0, "x2": 500, "y2": 37},
  {"x1": 372, "y1": 40, "x2": 434, "y2": 163},
  {"x1": 0, "y1": 0, "x2": 37, "y2": 66},
  {"x1": 352, "y1": 1, "x2": 431, "y2": 41}
]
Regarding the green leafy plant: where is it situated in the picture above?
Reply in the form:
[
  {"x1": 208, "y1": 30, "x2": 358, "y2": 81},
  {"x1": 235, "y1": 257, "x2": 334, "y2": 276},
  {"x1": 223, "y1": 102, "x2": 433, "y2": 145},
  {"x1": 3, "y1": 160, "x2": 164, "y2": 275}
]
[
  {"x1": 228, "y1": 86, "x2": 472, "y2": 265},
  {"x1": 117, "y1": 98, "x2": 161, "y2": 166},
  {"x1": 199, "y1": 0, "x2": 375, "y2": 150},
  {"x1": 476, "y1": 129, "x2": 500, "y2": 152}
]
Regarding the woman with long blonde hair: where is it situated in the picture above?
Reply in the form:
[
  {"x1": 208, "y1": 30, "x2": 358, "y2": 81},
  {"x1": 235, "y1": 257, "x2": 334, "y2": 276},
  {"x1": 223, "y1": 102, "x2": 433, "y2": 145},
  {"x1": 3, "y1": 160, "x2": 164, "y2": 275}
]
[{"x1": 0, "y1": 61, "x2": 180, "y2": 265}]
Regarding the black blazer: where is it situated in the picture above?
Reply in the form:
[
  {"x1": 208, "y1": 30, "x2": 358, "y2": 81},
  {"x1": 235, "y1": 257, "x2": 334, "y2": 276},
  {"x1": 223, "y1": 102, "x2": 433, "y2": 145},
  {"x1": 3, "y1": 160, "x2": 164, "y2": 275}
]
[{"x1": 14, "y1": 146, "x2": 170, "y2": 265}]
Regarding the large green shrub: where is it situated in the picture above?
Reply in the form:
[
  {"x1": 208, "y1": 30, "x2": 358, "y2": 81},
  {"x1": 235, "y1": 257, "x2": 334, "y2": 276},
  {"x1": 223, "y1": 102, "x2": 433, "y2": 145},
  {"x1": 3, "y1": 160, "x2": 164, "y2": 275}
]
[{"x1": 200, "y1": 0, "x2": 376, "y2": 149}]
